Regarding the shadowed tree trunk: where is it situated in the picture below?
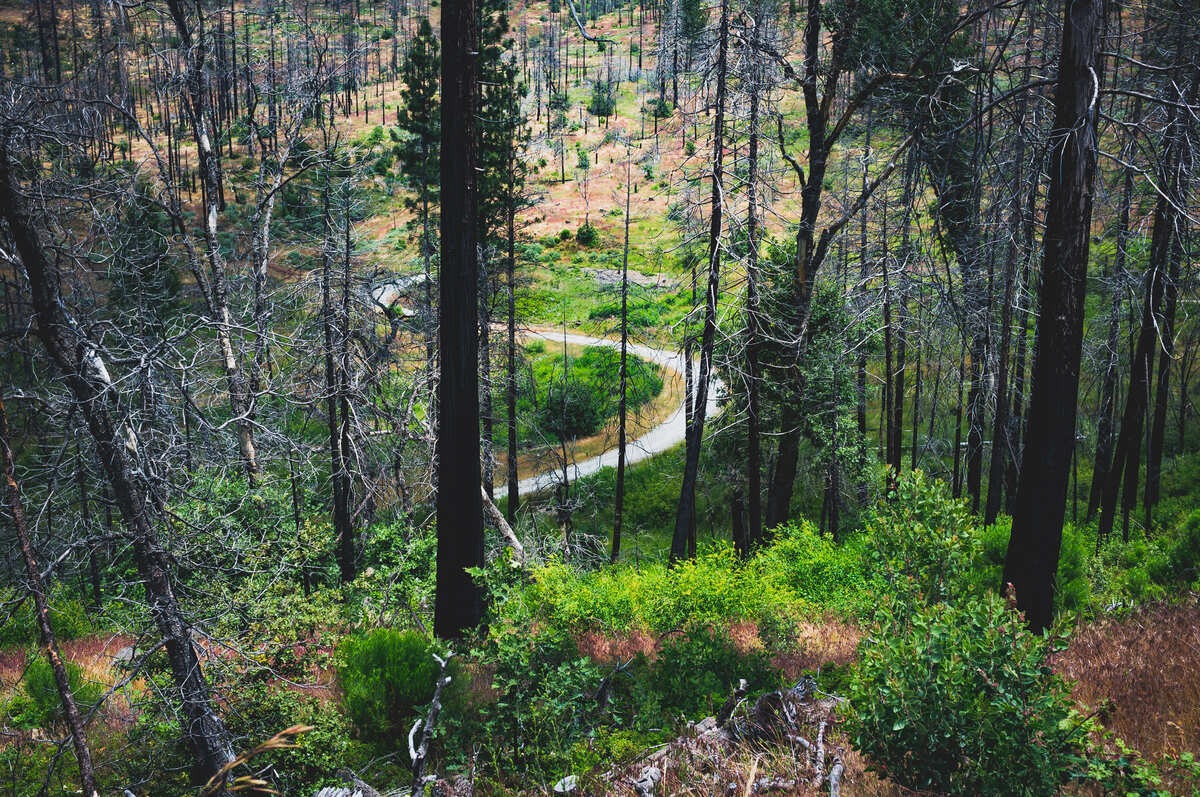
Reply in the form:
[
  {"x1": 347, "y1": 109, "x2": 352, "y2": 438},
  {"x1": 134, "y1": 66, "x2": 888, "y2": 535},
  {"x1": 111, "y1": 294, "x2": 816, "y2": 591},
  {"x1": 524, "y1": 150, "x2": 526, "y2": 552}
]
[
  {"x1": 744, "y1": 10, "x2": 764, "y2": 547},
  {"x1": 1097, "y1": 128, "x2": 1183, "y2": 542},
  {"x1": 613, "y1": 140, "x2": 633, "y2": 563},
  {"x1": 671, "y1": 0, "x2": 729, "y2": 562},
  {"x1": 434, "y1": 0, "x2": 485, "y2": 638},
  {"x1": 1003, "y1": 0, "x2": 1103, "y2": 633},
  {"x1": 1087, "y1": 167, "x2": 1133, "y2": 520}
]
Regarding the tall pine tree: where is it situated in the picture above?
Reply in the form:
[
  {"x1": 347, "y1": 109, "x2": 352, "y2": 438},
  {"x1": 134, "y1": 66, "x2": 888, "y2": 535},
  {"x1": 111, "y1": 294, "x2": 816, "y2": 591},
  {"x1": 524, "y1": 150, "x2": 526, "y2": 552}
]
[
  {"x1": 476, "y1": 0, "x2": 530, "y2": 514},
  {"x1": 397, "y1": 17, "x2": 441, "y2": 398}
]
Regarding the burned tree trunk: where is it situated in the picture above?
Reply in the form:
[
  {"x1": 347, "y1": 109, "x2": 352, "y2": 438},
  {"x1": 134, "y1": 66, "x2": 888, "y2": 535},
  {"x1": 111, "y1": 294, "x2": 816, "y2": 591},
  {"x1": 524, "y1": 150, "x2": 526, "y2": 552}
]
[
  {"x1": 1, "y1": 400, "x2": 99, "y2": 797},
  {"x1": 0, "y1": 140, "x2": 235, "y2": 786},
  {"x1": 1003, "y1": 0, "x2": 1103, "y2": 632},
  {"x1": 434, "y1": 0, "x2": 485, "y2": 638}
]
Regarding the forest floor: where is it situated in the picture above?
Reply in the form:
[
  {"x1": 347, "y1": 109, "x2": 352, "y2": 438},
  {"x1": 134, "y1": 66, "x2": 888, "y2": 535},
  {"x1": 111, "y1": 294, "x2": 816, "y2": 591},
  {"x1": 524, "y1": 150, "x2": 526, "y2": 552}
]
[{"x1": 4, "y1": 600, "x2": 1196, "y2": 794}]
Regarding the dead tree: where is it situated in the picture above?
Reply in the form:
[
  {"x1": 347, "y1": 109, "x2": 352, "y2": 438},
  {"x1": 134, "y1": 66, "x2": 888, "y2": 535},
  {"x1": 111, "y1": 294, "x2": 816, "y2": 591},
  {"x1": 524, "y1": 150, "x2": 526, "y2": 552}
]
[
  {"x1": 0, "y1": 132, "x2": 236, "y2": 786},
  {"x1": 1, "y1": 398, "x2": 99, "y2": 797},
  {"x1": 165, "y1": 0, "x2": 259, "y2": 482},
  {"x1": 1003, "y1": 0, "x2": 1103, "y2": 633},
  {"x1": 670, "y1": 0, "x2": 730, "y2": 563},
  {"x1": 434, "y1": 0, "x2": 486, "y2": 638}
]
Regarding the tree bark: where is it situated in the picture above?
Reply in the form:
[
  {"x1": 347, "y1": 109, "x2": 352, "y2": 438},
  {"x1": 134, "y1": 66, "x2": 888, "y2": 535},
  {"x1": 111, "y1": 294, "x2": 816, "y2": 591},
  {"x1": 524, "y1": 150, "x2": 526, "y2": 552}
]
[
  {"x1": 1003, "y1": 0, "x2": 1102, "y2": 633},
  {"x1": 613, "y1": 142, "x2": 633, "y2": 563},
  {"x1": 1098, "y1": 184, "x2": 1177, "y2": 542},
  {"x1": 744, "y1": 18, "x2": 764, "y2": 547},
  {"x1": 670, "y1": 0, "x2": 729, "y2": 562},
  {"x1": 505, "y1": 181, "x2": 521, "y2": 522},
  {"x1": 166, "y1": 0, "x2": 259, "y2": 484},
  {"x1": 435, "y1": 0, "x2": 485, "y2": 638},
  {"x1": 1, "y1": 400, "x2": 100, "y2": 797},
  {"x1": 1086, "y1": 168, "x2": 1133, "y2": 520}
]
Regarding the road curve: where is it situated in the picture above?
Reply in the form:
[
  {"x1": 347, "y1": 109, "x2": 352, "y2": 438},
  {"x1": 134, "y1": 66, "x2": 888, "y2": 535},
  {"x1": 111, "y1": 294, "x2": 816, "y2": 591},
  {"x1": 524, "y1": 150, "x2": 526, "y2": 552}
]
[{"x1": 493, "y1": 330, "x2": 721, "y2": 500}]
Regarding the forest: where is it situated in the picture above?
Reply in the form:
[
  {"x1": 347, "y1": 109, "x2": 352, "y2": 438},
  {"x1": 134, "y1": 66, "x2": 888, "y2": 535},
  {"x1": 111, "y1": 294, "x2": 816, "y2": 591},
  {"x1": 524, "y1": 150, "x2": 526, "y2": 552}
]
[{"x1": 0, "y1": 0, "x2": 1198, "y2": 793}]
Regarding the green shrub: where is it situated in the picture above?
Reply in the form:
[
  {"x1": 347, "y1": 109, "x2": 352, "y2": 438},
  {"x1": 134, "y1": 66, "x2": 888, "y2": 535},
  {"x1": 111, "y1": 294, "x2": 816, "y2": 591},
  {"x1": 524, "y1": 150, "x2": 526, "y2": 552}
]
[
  {"x1": 587, "y1": 298, "x2": 663, "y2": 328},
  {"x1": 1055, "y1": 522, "x2": 1091, "y2": 612},
  {"x1": 527, "y1": 544, "x2": 793, "y2": 635},
  {"x1": 0, "y1": 738, "x2": 79, "y2": 797},
  {"x1": 575, "y1": 222, "x2": 599, "y2": 246},
  {"x1": 1160, "y1": 509, "x2": 1200, "y2": 585},
  {"x1": 539, "y1": 378, "x2": 607, "y2": 439},
  {"x1": 587, "y1": 80, "x2": 616, "y2": 118},
  {"x1": 850, "y1": 592, "x2": 1087, "y2": 796},
  {"x1": 8, "y1": 654, "x2": 102, "y2": 729},
  {"x1": 642, "y1": 627, "x2": 781, "y2": 721},
  {"x1": 865, "y1": 470, "x2": 980, "y2": 605},
  {"x1": 462, "y1": 621, "x2": 603, "y2": 781},
  {"x1": 530, "y1": 345, "x2": 662, "y2": 441},
  {"x1": 751, "y1": 521, "x2": 873, "y2": 615},
  {"x1": 647, "y1": 97, "x2": 672, "y2": 118},
  {"x1": 223, "y1": 684, "x2": 377, "y2": 794},
  {"x1": 336, "y1": 628, "x2": 443, "y2": 743},
  {"x1": 0, "y1": 593, "x2": 91, "y2": 646}
]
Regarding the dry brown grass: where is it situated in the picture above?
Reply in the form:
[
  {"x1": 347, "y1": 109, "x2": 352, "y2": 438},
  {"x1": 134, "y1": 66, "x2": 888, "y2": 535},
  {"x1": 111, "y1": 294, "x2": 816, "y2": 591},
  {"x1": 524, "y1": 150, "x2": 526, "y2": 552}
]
[
  {"x1": 771, "y1": 620, "x2": 861, "y2": 683},
  {"x1": 1053, "y1": 598, "x2": 1200, "y2": 761},
  {"x1": 572, "y1": 616, "x2": 860, "y2": 678},
  {"x1": 575, "y1": 628, "x2": 660, "y2": 664}
]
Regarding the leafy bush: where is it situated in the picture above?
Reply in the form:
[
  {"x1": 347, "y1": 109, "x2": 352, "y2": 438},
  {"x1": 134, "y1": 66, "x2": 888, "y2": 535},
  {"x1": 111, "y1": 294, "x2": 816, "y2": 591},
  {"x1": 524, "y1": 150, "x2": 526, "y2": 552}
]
[
  {"x1": 1158, "y1": 509, "x2": 1200, "y2": 585},
  {"x1": 336, "y1": 628, "x2": 445, "y2": 743},
  {"x1": 223, "y1": 684, "x2": 379, "y2": 794},
  {"x1": 642, "y1": 627, "x2": 781, "y2": 721},
  {"x1": 539, "y1": 378, "x2": 607, "y2": 440},
  {"x1": 647, "y1": 97, "x2": 672, "y2": 118},
  {"x1": 1055, "y1": 522, "x2": 1091, "y2": 612},
  {"x1": 850, "y1": 592, "x2": 1087, "y2": 796},
  {"x1": 0, "y1": 738, "x2": 80, "y2": 797},
  {"x1": 7, "y1": 654, "x2": 102, "y2": 729},
  {"x1": 461, "y1": 619, "x2": 604, "y2": 782},
  {"x1": 751, "y1": 521, "x2": 874, "y2": 616},
  {"x1": 587, "y1": 80, "x2": 616, "y2": 118},
  {"x1": 587, "y1": 298, "x2": 663, "y2": 328},
  {"x1": 0, "y1": 593, "x2": 91, "y2": 646},
  {"x1": 527, "y1": 544, "x2": 794, "y2": 635},
  {"x1": 575, "y1": 222, "x2": 599, "y2": 246},
  {"x1": 864, "y1": 470, "x2": 980, "y2": 605},
  {"x1": 530, "y1": 345, "x2": 663, "y2": 442}
]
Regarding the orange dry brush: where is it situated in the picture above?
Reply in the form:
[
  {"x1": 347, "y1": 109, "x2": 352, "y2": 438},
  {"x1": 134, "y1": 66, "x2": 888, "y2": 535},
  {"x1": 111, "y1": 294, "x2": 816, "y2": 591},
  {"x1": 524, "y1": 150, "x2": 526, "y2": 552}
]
[{"x1": 1053, "y1": 599, "x2": 1200, "y2": 759}]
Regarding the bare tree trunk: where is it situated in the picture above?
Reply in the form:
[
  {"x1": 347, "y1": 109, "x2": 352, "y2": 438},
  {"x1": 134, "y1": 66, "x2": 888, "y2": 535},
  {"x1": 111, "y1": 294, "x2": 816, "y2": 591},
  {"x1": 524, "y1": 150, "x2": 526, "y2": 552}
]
[
  {"x1": 744, "y1": 19, "x2": 763, "y2": 547},
  {"x1": 1086, "y1": 167, "x2": 1133, "y2": 519},
  {"x1": 435, "y1": 0, "x2": 485, "y2": 638},
  {"x1": 671, "y1": 0, "x2": 729, "y2": 562},
  {"x1": 1098, "y1": 181, "x2": 1178, "y2": 542},
  {"x1": 1003, "y1": 0, "x2": 1102, "y2": 632},
  {"x1": 984, "y1": 126, "x2": 1029, "y2": 524},
  {"x1": 166, "y1": 0, "x2": 259, "y2": 483},
  {"x1": 323, "y1": 174, "x2": 355, "y2": 585},
  {"x1": 481, "y1": 258, "x2": 495, "y2": 501},
  {"x1": 0, "y1": 144, "x2": 235, "y2": 786},
  {"x1": 1, "y1": 400, "x2": 99, "y2": 797},
  {"x1": 952, "y1": 343, "x2": 966, "y2": 497},
  {"x1": 506, "y1": 193, "x2": 520, "y2": 523},
  {"x1": 1144, "y1": 245, "x2": 1180, "y2": 523},
  {"x1": 613, "y1": 142, "x2": 633, "y2": 562}
]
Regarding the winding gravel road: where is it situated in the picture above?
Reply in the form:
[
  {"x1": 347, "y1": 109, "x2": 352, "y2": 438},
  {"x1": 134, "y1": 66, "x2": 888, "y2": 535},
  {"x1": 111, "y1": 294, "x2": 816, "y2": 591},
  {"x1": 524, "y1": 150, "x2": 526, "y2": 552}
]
[{"x1": 493, "y1": 330, "x2": 721, "y2": 499}]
